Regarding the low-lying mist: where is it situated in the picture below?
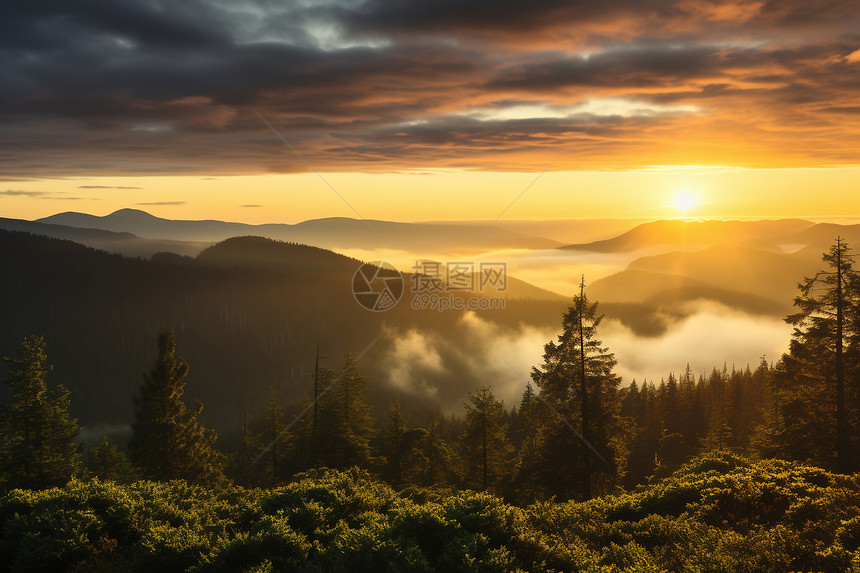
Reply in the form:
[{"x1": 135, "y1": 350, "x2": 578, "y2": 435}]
[
  {"x1": 601, "y1": 301, "x2": 791, "y2": 382},
  {"x1": 337, "y1": 247, "x2": 644, "y2": 298},
  {"x1": 381, "y1": 312, "x2": 553, "y2": 410},
  {"x1": 377, "y1": 302, "x2": 791, "y2": 411}
]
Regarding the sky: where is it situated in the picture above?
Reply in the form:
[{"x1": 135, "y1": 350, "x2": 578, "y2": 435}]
[{"x1": 2, "y1": 0, "x2": 859, "y2": 222}]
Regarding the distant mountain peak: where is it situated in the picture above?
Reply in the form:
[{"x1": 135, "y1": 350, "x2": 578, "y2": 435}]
[
  {"x1": 106, "y1": 208, "x2": 161, "y2": 220},
  {"x1": 48, "y1": 210, "x2": 87, "y2": 218}
]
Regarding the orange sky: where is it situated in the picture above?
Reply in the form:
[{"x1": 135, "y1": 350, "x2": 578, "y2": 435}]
[{"x1": 2, "y1": 167, "x2": 858, "y2": 223}]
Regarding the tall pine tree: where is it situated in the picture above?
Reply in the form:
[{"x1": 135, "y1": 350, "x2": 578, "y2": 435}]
[
  {"x1": 1, "y1": 335, "x2": 81, "y2": 489},
  {"x1": 261, "y1": 387, "x2": 286, "y2": 485},
  {"x1": 294, "y1": 357, "x2": 376, "y2": 471},
  {"x1": 228, "y1": 408, "x2": 264, "y2": 487},
  {"x1": 766, "y1": 238, "x2": 859, "y2": 471},
  {"x1": 458, "y1": 386, "x2": 513, "y2": 493},
  {"x1": 376, "y1": 401, "x2": 425, "y2": 487},
  {"x1": 129, "y1": 328, "x2": 223, "y2": 482},
  {"x1": 526, "y1": 278, "x2": 622, "y2": 500}
]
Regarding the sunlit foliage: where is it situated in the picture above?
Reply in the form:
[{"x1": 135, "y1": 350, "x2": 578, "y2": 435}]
[{"x1": 1, "y1": 452, "x2": 857, "y2": 572}]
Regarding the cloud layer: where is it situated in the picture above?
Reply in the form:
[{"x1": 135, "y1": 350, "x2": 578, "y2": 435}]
[{"x1": 2, "y1": 0, "x2": 859, "y2": 177}]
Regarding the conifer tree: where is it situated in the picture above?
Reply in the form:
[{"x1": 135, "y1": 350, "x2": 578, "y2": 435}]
[
  {"x1": 510, "y1": 383, "x2": 538, "y2": 446},
  {"x1": 328, "y1": 358, "x2": 376, "y2": 468},
  {"x1": 766, "y1": 238, "x2": 859, "y2": 471},
  {"x1": 90, "y1": 435, "x2": 137, "y2": 484},
  {"x1": 704, "y1": 394, "x2": 733, "y2": 450},
  {"x1": 527, "y1": 279, "x2": 622, "y2": 500},
  {"x1": 458, "y1": 386, "x2": 513, "y2": 492},
  {"x1": 266, "y1": 387, "x2": 286, "y2": 485},
  {"x1": 660, "y1": 374, "x2": 682, "y2": 436},
  {"x1": 414, "y1": 418, "x2": 455, "y2": 487},
  {"x1": 620, "y1": 380, "x2": 660, "y2": 488},
  {"x1": 1, "y1": 335, "x2": 81, "y2": 489},
  {"x1": 377, "y1": 401, "x2": 424, "y2": 487},
  {"x1": 229, "y1": 408, "x2": 263, "y2": 487},
  {"x1": 760, "y1": 334, "x2": 835, "y2": 466},
  {"x1": 129, "y1": 328, "x2": 223, "y2": 482},
  {"x1": 295, "y1": 357, "x2": 376, "y2": 470}
]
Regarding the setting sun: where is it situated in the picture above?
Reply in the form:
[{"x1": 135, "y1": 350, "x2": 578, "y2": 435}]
[{"x1": 673, "y1": 189, "x2": 699, "y2": 215}]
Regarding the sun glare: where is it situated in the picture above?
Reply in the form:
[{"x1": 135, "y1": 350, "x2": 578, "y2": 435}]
[{"x1": 673, "y1": 189, "x2": 699, "y2": 215}]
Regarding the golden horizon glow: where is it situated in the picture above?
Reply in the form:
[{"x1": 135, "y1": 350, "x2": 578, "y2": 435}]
[{"x1": 1, "y1": 166, "x2": 858, "y2": 225}]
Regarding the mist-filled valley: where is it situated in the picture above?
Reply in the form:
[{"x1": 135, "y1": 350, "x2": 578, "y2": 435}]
[{"x1": 2, "y1": 210, "x2": 858, "y2": 442}]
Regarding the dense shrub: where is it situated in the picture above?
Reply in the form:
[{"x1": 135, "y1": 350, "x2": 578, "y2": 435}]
[{"x1": 0, "y1": 453, "x2": 857, "y2": 572}]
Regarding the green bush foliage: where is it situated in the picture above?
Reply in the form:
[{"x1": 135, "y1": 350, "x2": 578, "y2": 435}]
[{"x1": 0, "y1": 452, "x2": 857, "y2": 572}]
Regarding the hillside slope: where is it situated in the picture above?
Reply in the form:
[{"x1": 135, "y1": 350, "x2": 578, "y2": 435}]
[
  {"x1": 0, "y1": 231, "x2": 569, "y2": 431},
  {"x1": 562, "y1": 219, "x2": 814, "y2": 253}
]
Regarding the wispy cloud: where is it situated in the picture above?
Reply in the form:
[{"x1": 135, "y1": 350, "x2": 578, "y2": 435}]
[
  {"x1": 77, "y1": 185, "x2": 143, "y2": 189},
  {"x1": 1, "y1": 189, "x2": 94, "y2": 200},
  {"x1": 135, "y1": 201, "x2": 186, "y2": 206},
  {"x1": 1, "y1": 189, "x2": 53, "y2": 197},
  {"x1": 240, "y1": 204, "x2": 263, "y2": 208}
]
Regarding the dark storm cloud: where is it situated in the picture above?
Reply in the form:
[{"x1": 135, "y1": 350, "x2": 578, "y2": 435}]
[
  {"x1": 0, "y1": 0, "x2": 858, "y2": 176},
  {"x1": 487, "y1": 44, "x2": 766, "y2": 92},
  {"x1": 0, "y1": 0, "x2": 230, "y2": 52},
  {"x1": 342, "y1": 0, "x2": 857, "y2": 36},
  {"x1": 340, "y1": 0, "x2": 648, "y2": 35}
]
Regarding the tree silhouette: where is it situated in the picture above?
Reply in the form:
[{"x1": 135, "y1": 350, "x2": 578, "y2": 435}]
[
  {"x1": 414, "y1": 418, "x2": 455, "y2": 487},
  {"x1": 227, "y1": 408, "x2": 264, "y2": 487},
  {"x1": 293, "y1": 357, "x2": 376, "y2": 471},
  {"x1": 459, "y1": 386, "x2": 513, "y2": 492},
  {"x1": 0, "y1": 335, "x2": 81, "y2": 489},
  {"x1": 328, "y1": 358, "x2": 376, "y2": 469},
  {"x1": 129, "y1": 328, "x2": 223, "y2": 482},
  {"x1": 527, "y1": 278, "x2": 621, "y2": 500},
  {"x1": 90, "y1": 434, "x2": 137, "y2": 483},
  {"x1": 266, "y1": 386, "x2": 286, "y2": 485},
  {"x1": 781, "y1": 238, "x2": 858, "y2": 471},
  {"x1": 377, "y1": 401, "x2": 424, "y2": 487}
]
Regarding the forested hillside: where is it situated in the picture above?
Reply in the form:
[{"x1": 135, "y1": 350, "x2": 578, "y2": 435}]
[
  {"x1": 0, "y1": 230, "x2": 567, "y2": 428},
  {"x1": 0, "y1": 229, "x2": 675, "y2": 428}
]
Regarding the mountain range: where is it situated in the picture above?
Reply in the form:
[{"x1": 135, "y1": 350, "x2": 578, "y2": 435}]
[
  {"x1": 34, "y1": 209, "x2": 562, "y2": 252},
  {"x1": 7, "y1": 208, "x2": 858, "y2": 327}
]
